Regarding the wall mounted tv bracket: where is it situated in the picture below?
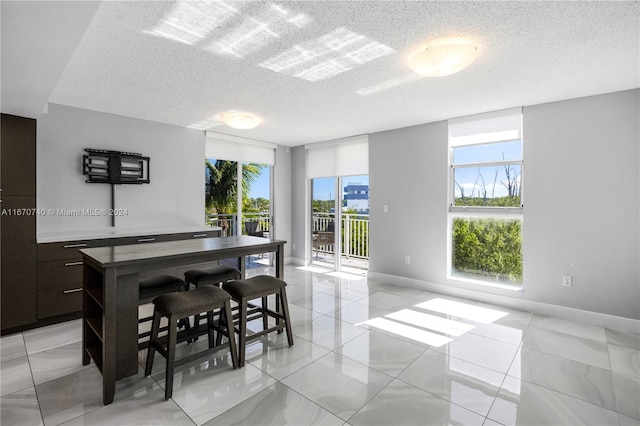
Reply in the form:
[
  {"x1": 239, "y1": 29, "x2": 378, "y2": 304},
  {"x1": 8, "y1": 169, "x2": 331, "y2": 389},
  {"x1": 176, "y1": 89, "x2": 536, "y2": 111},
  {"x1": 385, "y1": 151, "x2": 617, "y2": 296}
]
[{"x1": 82, "y1": 149, "x2": 150, "y2": 226}]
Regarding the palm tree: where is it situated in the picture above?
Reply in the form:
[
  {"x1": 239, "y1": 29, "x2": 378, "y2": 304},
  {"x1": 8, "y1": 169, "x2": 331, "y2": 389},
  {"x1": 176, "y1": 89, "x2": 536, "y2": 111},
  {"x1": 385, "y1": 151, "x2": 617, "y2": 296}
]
[{"x1": 205, "y1": 159, "x2": 265, "y2": 214}]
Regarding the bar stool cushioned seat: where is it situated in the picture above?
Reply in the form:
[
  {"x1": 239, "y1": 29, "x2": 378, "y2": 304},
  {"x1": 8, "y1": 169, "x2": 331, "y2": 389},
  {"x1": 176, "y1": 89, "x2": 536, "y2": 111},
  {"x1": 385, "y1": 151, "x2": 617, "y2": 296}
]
[
  {"x1": 138, "y1": 275, "x2": 187, "y2": 349},
  {"x1": 184, "y1": 265, "x2": 242, "y2": 331},
  {"x1": 139, "y1": 274, "x2": 186, "y2": 301},
  {"x1": 222, "y1": 275, "x2": 293, "y2": 367},
  {"x1": 144, "y1": 285, "x2": 238, "y2": 400},
  {"x1": 184, "y1": 265, "x2": 241, "y2": 290}
]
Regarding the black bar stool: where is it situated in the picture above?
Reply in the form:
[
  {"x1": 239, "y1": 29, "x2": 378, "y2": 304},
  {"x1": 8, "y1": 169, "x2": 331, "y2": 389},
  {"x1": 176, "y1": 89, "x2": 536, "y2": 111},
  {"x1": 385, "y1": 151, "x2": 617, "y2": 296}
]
[
  {"x1": 184, "y1": 265, "x2": 242, "y2": 290},
  {"x1": 144, "y1": 285, "x2": 238, "y2": 400},
  {"x1": 184, "y1": 265, "x2": 242, "y2": 329},
  {"x1": 138, "y1": 274, "x2": 188, "y2": 349},
  {"x1": 222, "y1": 275, "x2": 293, "y2": 367}
]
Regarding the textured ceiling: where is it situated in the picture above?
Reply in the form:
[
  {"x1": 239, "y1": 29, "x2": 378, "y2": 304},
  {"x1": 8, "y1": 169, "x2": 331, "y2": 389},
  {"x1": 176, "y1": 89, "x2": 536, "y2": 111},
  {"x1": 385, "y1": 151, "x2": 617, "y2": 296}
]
[{"x1": 5, "y1": 1, "x2": 640, "y2": 146}]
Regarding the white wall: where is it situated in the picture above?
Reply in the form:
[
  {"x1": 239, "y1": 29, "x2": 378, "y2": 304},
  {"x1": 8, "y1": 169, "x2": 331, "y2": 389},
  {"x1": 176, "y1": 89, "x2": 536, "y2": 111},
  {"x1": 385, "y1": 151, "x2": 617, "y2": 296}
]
[
  {"x1": 365, "y1": 89, "x2": 639, "y2": 320},
  {"x1": 273, "y1": 145, "x2": 292, "y2": 259},
  {"x1": 369, "y1": 121, "x2": 449, "y2": 281},
  {"x1": 523, "y1": 90, "x2": 639, "y2": 319},
  {"x1": 290, "y1": 145, "x2": 307, "y2": 263},
  {"x1": 37, "y1": 103, "x2": 205, "y2": 233}
]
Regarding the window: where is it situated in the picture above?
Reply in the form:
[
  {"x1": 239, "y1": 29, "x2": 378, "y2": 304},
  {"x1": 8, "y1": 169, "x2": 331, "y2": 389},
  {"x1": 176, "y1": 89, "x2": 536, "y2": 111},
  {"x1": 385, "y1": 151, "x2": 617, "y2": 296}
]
[
  {"x1": 448, "y1": 108, "x2": 523, "y2": 287},
  {"x1": 205, "y1": 133, "x2": 275, "y2": 236}
]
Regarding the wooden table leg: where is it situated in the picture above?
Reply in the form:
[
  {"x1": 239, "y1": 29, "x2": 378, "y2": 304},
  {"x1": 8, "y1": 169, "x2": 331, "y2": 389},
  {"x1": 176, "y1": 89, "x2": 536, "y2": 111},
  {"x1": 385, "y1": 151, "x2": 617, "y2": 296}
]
[
  {"x1": 276, "y1": 244, "x2": 284, "y2": 279},
  {"x1": 102, "y1": 268, "x2": 116, "y2": 405}
]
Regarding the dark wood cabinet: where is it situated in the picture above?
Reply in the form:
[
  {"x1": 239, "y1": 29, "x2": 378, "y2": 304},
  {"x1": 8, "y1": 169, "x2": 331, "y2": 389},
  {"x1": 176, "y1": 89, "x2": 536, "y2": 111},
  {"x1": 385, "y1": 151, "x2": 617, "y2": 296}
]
[
  {"x1": 32, "y1": 229, "x2": 222, "y2": 324},
  {"x1": 1, "y1": 114, "x2": 37, "y2": 331},
  {"x1": 1, "y1": 196, "x2": 37, "y2": 328},
  {"x1": 36, "y1": 239, "x2": 111, "y2": 320},
  {"x1": 1, "y1": 114, "x2": 36, "y2": 196},
  {"x1": 109, "y1": 234, "x2": 176, "y2": 247},
  {"x1": 174, "y1": 230, "x2": 220, "y2": 240}
]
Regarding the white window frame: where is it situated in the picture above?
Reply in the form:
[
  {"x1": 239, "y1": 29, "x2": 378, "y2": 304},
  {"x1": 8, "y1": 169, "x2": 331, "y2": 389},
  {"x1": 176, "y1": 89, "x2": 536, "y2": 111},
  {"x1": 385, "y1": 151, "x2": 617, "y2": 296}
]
[{"x1": 447, "y1": 108, "x2": 524, "y2": 289}]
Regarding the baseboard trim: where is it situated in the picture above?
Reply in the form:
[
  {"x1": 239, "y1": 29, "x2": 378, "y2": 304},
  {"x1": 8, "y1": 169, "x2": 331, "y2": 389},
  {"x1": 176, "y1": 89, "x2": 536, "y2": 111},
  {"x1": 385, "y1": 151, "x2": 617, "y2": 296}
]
[{"x1": 367, "y1": 271, "x2": 640, "y2": 333}]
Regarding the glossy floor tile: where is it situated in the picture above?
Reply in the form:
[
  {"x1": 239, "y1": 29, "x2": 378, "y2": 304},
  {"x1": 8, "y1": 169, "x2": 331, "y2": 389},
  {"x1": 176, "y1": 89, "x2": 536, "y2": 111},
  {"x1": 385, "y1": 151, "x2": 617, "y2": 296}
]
[
  {"x1": 0, "y1": 356, "x2": 33, "y2": 397},
  {"x1": 1, "y1": 263, "x2": 638, "y2": 425},
  {"x1": 432, "y1": 331, "x2": 520, "y2": 374},
  {"x1": 522, "y1": 326, "x2": 611, "y2": 369},
  {"x1": 348, "y1": 379, "x2": 486, "y2": 425},
  {"x1": 507, "y1": 347, "x2": 617, "y2": 411},
  {"x1": 0, "y1": 333, "x2": 27, "y2": 362},
  {"x1": 608, "y1": 343, "x2": 640, "y2": 378},
  {"x1": 29, "y1": 341, "x2": 94, "y2": 385},
  {"x1": 530, "y1": 314, "x2": 607, "y2": 343},
  {"x1": 202, "y1": 382, "x2": 343, "y2": 426},
  {"x1": 611, "y1": 372, "x2": 640, "y2": 420},
  {"x1": 281, "y1": 352, "x2": 393, "y2": 420},
  {"x1": 488, "y1": 376, "x2": 621, "y2": 425},
  {"x1": 336, "y1": 330, "x2": 426, "y2": 377},
  {"x1": 398, "y1": 349, "x2": 504, "y2": 417},
  {"x1": 0, "y1": 387, "x2": 43, "y2": 426},
  {"x1": 245, "y1": 333, "x2": 330, "y2": 380}
]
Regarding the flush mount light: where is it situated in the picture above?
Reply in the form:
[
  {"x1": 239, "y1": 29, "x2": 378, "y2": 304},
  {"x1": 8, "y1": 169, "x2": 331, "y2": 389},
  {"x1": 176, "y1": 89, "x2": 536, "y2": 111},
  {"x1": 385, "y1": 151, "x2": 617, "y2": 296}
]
[
  {"x1": 220, "y1": 111, "x2": 262, "y2": 129},
  {"x1": 407, "y1": 38, "x2": 478, "y2": 77}
]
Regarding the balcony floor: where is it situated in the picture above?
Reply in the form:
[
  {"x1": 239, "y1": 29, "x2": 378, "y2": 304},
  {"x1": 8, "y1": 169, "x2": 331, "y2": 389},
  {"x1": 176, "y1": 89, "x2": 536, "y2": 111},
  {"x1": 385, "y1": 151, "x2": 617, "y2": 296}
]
[{"x1": 311, "y1": 251, "x2": 369, "y2": 274}]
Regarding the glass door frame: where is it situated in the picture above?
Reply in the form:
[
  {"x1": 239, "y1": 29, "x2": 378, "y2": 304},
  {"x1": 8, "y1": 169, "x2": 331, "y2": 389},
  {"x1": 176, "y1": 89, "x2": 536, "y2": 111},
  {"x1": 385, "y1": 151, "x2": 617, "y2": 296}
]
[
  {"x1": 238, "y1": 162, "x2": 274, "y2": 237},
  {"x1": 309, "y1": 177, "x2": 343, "y2": 271}
]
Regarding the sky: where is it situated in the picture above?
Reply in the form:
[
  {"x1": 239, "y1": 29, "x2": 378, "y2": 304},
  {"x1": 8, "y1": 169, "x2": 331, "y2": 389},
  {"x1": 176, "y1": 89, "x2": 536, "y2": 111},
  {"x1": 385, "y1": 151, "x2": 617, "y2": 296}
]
[
  {"x1": 453, "y1": 140, "x2": 522, "y2": 199},
  {"x1": 313, "y1": 175, "x2": 369, "y2": 201},
  {"x1": 252, "y1": 172, "x2": 370, "y2": 201},
  {"x1": 251, "y1": 167, "x2": 270, "y2": 199},
  {"x1": 211, "y1": 139, "x2": 518, "y2": 202},
  {"x1": 255, "y1": 172, "x2": 371, "y2": 201}
]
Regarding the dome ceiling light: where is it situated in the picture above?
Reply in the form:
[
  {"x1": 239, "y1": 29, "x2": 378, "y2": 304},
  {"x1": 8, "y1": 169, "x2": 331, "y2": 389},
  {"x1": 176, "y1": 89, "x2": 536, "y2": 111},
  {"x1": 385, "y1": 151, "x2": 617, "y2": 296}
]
[
  {"x1": 407, "y1": 38, "x2": 478, "y2": 77},
  {"x1": 220, "y1": 111, "x2": 262, "y2": 129}
]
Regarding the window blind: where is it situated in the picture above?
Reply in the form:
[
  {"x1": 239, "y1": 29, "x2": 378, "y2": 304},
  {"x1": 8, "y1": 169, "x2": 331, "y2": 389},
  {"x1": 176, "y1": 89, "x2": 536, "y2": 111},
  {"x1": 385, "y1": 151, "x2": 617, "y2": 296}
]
[
  {"x1": 205, "y1": 132, "x2": 276, "y2": 165},
  {"x1": 449, "y1": 107, "x2": 522, "y2": 147},
  {"x1": 305, "y1": 134, "x2": 369, "y2": 178}
]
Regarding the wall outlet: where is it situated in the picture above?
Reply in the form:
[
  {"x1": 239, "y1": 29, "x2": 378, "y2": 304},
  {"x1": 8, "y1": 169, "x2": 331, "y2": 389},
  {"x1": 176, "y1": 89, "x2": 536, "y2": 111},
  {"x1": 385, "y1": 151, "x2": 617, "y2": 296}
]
[
  {"x1": 405, "y1": 256, "x2": 411, "y2": 264},
  {"x1": 292, "y1": 243, "x2": 296, "y2": 250},
  {"x1": 383, "y1": 204, "x2": 388, "y2": 213},
  {"x1": 562, "y1": 275, "x2": 572, "y2": 287}
]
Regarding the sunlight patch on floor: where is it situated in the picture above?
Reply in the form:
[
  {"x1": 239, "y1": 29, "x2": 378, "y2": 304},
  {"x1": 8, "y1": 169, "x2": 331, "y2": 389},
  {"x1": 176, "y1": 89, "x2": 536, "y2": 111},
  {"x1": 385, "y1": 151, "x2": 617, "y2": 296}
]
[
  {"x1": 416, "y1": 298, "x2": 508, "y2": 324},
  {"x1": 326, "y1": 271, "x2": 365, "y2": 280}
]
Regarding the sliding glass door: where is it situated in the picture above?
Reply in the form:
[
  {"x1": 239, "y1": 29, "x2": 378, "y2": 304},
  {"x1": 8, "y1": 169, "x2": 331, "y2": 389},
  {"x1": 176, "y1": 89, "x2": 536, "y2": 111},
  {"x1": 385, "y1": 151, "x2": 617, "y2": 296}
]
[
  {"x1": 311, "y1": 177, "x2": 337, "y2": 269},
  {"x1": 310, "y1": 175, "x2": 369, "y2": 273}
]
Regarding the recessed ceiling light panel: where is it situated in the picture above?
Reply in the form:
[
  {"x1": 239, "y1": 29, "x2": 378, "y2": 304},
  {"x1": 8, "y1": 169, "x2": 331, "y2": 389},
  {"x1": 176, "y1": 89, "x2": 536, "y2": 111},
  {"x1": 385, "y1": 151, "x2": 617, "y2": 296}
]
[{"x1": 407, "y1": 38, "x2": 478, "y2": 77}]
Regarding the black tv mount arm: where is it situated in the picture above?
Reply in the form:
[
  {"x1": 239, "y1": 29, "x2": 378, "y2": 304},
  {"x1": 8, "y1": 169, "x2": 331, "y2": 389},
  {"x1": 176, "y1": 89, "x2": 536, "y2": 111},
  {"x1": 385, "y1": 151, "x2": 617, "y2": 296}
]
[{"x1": 82, "y1": 149, "x2": 150, "y2": 226}]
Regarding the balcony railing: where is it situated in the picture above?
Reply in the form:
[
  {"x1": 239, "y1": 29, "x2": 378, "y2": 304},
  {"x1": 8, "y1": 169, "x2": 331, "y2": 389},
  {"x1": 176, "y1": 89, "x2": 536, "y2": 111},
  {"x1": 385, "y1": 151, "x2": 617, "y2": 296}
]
[
  {"x1": 206, "y1": 213, "x2": 270, "y2": 237},
  {"x1": 313, "y1": 212, "x2": 369, "y2": 260},
  {"x1": 206, "y1": 212, "x2": 369, "y2": 261}
]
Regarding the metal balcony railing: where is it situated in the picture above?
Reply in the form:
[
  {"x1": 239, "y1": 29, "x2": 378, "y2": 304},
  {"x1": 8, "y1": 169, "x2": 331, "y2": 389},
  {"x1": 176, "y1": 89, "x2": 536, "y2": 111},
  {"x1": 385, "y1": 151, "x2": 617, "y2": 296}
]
[
  {"x1": 206, "y1": 212, "x2": 369, "y2": 261},
  {"x1": 206, "y1": 213, "x2": 270, "y2": 237},
  {"x1": 313, "y1": 212, "x2": 369, "y2": 260}
]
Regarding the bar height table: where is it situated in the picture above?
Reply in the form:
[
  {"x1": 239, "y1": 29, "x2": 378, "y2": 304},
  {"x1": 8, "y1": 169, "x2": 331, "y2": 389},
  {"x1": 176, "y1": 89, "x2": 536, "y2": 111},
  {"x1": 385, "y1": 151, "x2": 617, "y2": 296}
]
[{"x1": 80, "y1": 236, "x2": 285, "y2": 405}]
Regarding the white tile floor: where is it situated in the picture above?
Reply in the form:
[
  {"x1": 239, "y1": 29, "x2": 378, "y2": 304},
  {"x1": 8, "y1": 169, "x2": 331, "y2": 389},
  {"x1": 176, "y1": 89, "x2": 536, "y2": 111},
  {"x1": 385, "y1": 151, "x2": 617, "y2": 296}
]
[{"x1": 1, "y1": 264, "x2": 639, "y2": 426}]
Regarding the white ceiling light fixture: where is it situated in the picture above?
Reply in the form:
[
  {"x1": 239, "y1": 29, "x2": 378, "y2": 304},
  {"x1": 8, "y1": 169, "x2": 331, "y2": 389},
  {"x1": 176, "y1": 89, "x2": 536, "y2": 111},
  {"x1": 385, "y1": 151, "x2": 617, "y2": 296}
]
[
  {"x1": 407, "y1": 38, "x2": 478, "y2": 77},
  {"x1": 220, "y1": 111, "x2": 262, "y2": 129}
]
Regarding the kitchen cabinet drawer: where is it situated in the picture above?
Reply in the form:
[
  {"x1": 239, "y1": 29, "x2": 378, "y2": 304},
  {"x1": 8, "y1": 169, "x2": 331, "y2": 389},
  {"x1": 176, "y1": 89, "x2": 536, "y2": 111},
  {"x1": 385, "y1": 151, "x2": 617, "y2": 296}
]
[
  {"x1": 38, "y1": 240, "x2": 110, "y2": 261},
  {"x1": 110, "y1": 234, "x2": 176, "y2": 246},
  {"x1": 174, "y1": 230, "x2": 220, "y2": 240},
  {"x1": 37, "y1": 287, "x2": 83, "y2": 319},
  {"x1": 37, "y1": 259, "x2": 83, "y2": 290}
]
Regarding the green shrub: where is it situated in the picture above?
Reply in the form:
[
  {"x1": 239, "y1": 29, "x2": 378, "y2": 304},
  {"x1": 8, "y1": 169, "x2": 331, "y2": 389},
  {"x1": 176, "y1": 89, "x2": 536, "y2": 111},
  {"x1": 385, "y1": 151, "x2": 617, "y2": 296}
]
[{"x1": 452, "y1": 217, "x2": 522, "y2": 284}]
